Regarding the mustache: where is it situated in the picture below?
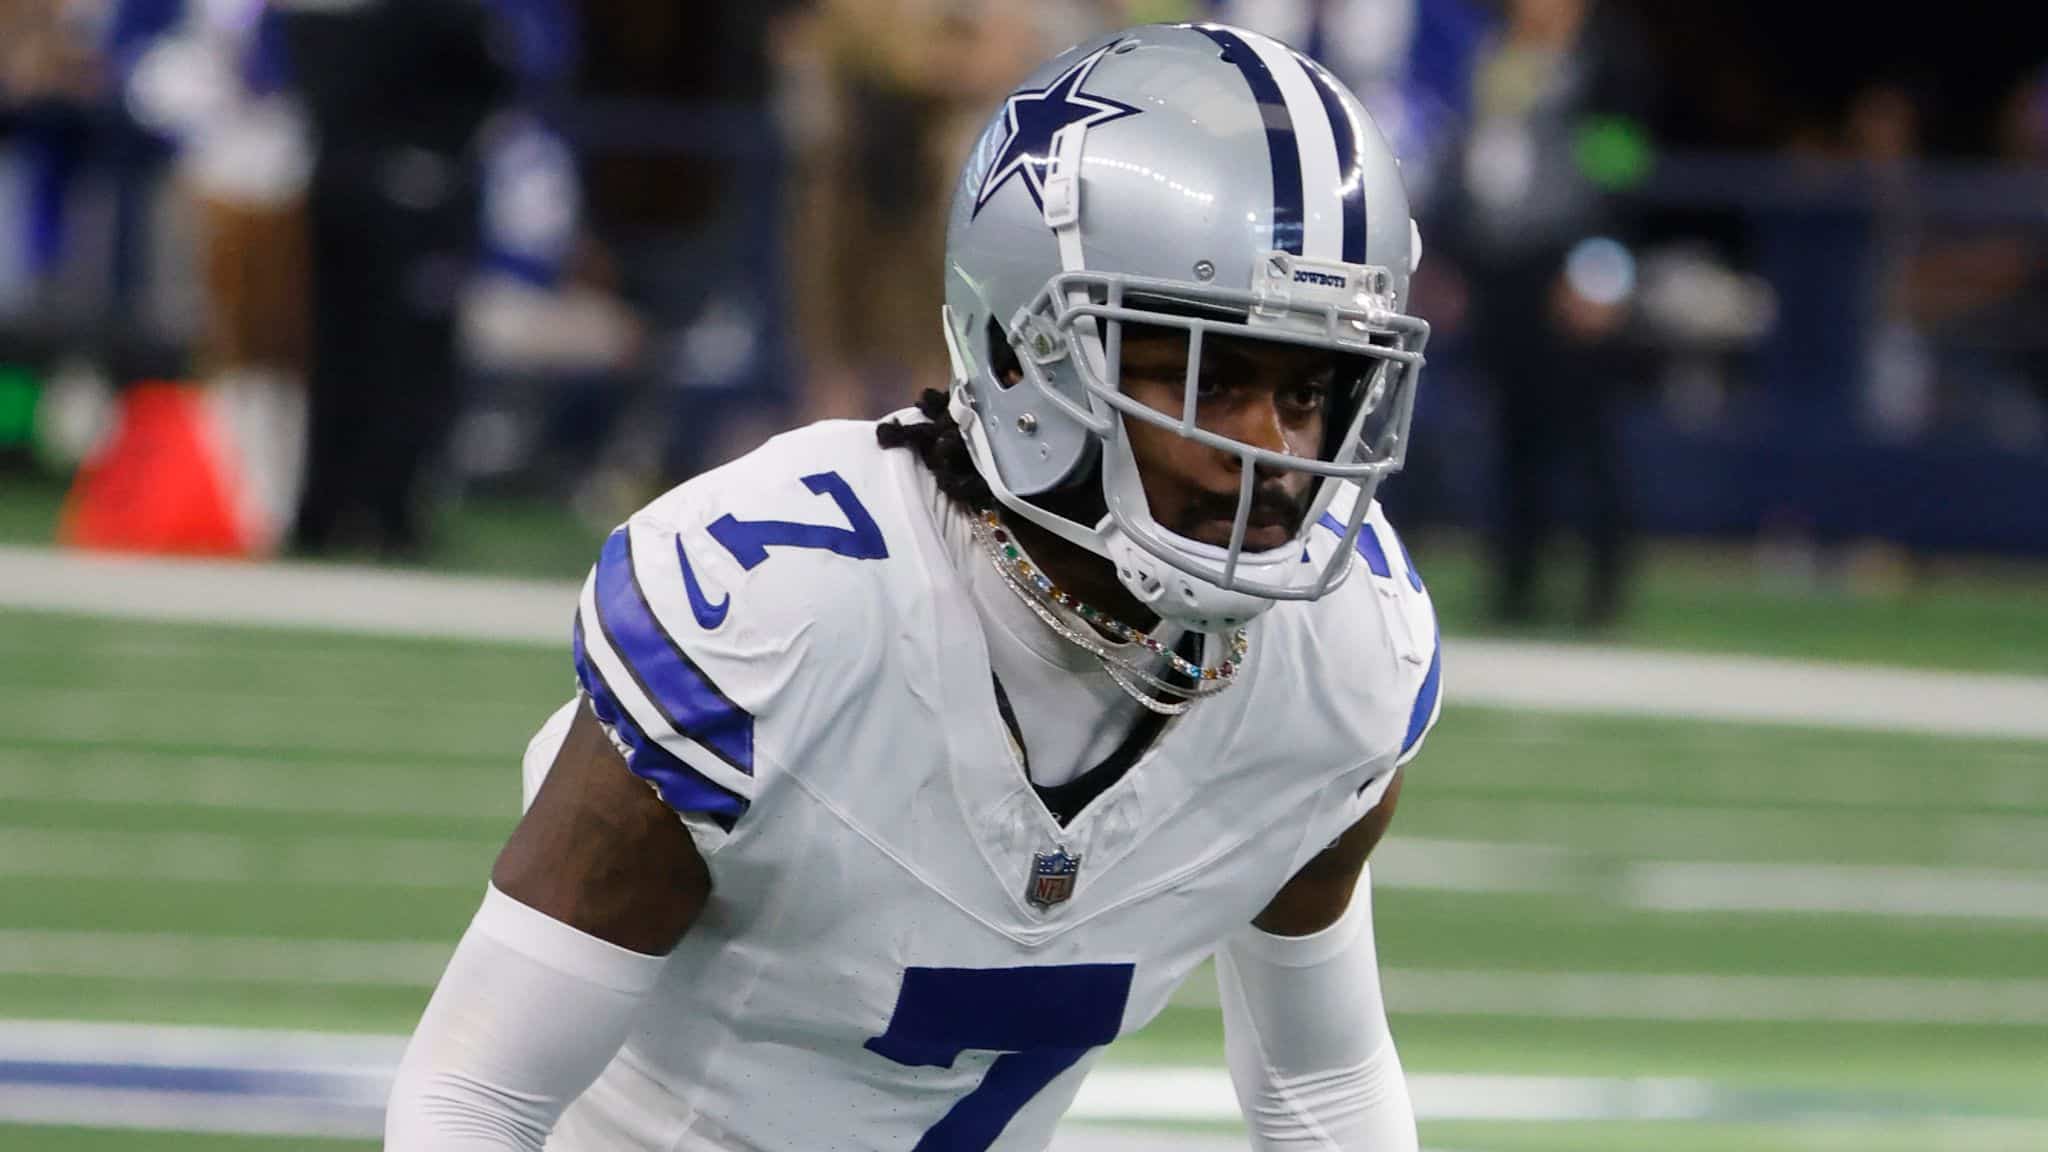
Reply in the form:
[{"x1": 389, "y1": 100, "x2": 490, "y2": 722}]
[{"x1": 1176, "y1": 484, "x2": 1312, "y2": 537}]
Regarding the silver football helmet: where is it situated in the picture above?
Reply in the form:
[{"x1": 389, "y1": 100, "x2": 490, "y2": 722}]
[{"x1": 942, "y1": 22, "x2": 1430, "y2": 631}]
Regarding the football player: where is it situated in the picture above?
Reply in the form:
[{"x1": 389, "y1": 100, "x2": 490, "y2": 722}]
[{"x1": 388, "y1": 22, "x2": 1438, "y2": 1152}]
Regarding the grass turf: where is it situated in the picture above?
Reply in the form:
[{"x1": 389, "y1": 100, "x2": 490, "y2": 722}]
[{"x1": 2, "y1": 607, "x2": 2045, "y2": 1147}]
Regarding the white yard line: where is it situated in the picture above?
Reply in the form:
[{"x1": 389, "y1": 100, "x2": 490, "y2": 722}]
[
  {"x1": 0, "y1": 1022, "x2": 1814, "y2": 1140},
  {"x1": 1075, "y1": 1066, "x2": 1718, "y2": 1124},
  {"x1": 1373, "y1": 837, "x2": 2048, "y2": 922},
  {"x1": 1054, "y1": 1130, "x2": 1254, "y2": 1152},
  {"x1": 8, "y1": 928, "x2": 2047, "y2": 1026},
  {"x1": 0, "y1": 1019, "x2": 405, "y2": 1068},
  {"x1": 1447, "y1": 639, "x2": 2048, "y2": 742},
  {"x1": 0, "y1": 546, "x2": 572, "y2": 644},
  {"x1": 1380, "y1": 970, "x2": 2048, "y2": 1026},
  {"x1": 1406, "y1": 800, "x2": 2048, "y2": 872},
  {"x1": 1625, "y1": 860, "x2": 2048, "y2": 921},
  {"x1": 1169, "y1": 968, "x2": 2048, "y2": 1026},
  {"x1": 0, "y1": 931, "x2": 454, "y2": 987},
  {"x1": 0, "y1": 754, "x2": 508, "y2": 819},
  {"x1": 4, "y1": 545, "x2": 2046, "y2": 739},
  {"x1": 1372, "y1": 837, "x2": 1584, "y2": 894},
  {"x1": 0, "y1": 1021, "x2": 2036, "y2": 1147}
]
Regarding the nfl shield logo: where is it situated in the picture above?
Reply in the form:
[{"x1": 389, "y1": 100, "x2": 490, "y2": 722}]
[{"x1": 1026, "y1": 848, "x2": 1082, "y2": 909}]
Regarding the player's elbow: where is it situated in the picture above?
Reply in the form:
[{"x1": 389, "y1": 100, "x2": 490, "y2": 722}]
[
  {"x1": 1237, "y1": 1046, "x2": 1413, "y2": 1146},
  {"x1": 385, "y1": 1066, "x2": 552, "y2": 1150}
]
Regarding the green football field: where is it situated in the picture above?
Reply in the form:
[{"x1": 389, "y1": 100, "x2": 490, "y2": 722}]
[{"x1": 2, "y1": 604, "x2": 2044, "y2": 1150}]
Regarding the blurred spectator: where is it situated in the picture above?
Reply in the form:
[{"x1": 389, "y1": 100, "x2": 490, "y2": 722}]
[
  {"x1": 566, "y1": 0, "x2": 799, "y2": 508},
  {"x1": 1, "y1": 0, "x2": 159, "y2": 316},
  {"x1": 161, "y1": 4, "x2": 311, "y2": 372},
  {"x1": 273, "y1": 0, "x2": 515, "y2": 559},
  {"x1": 1432, "y1": 0, "x2": 1648, "y2": 628},
  {"x1": 1208, "y1": 0, "x2": 1491, "y2": 206},
  {"x1": 1, "y1": 2, "x2": 103, "y2": 104},
  {"x1": 1886, "y1": 69, "x2": 2048, "y2": 444},
  {"x1": 1850, "y1": 83, "x2": 1938, "y2": 443},
  {"x1": 0, "y1": 2, "x2": 100, "y2": 298},
  {"x1": 781, "y1": 0, "x2": 1119, "y2": 428},
  {"x1": 1210, "y1": 0, "x2": 1417, "y2": 141},
  {"x1": 127, "y1": 0, "x2": 314, "y2": 548},
  {"x1": 1999, "y1": 67, "x2": 2048, "y2": 166},
  {"x1": 463, "y1": 116, "x2": 637, "y2": 381},
  {"x1": 1997, "y1": 69, "x2": 2048, "y2": 416}
]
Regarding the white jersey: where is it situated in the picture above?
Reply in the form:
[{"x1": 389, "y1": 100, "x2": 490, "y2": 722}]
[{"x1": 524, "y1": 415, "x2": 1442, "y2": 1152}]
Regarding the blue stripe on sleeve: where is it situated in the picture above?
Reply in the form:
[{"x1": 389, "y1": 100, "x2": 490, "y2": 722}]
[
  {"x1": 1395, "y1": 530, "x2": 1425, "y2": 592},
  {"x1": 1196, "y1": 25, "x2": 1303, "y2": 255},
  {"x1": 1318, "y1": 512, "x2": 1393, "y2": 578},
  {"x1": 1355, "y1": 522, "x2": 1394, "y2": 580},
  {"x1": 1403, "y1": 636, "x2": 1443, "y2": 758},
  {"x1": 591, "y1": 528, "x2": 754, "y2": 775},
  {"x1": 575, "y1": 614, "x2": 744, "y2": 829}
]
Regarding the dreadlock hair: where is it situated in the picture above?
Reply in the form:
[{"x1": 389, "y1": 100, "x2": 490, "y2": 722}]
[{"x1": 876, "y1": 389, "x2": 995, "y2": 512}]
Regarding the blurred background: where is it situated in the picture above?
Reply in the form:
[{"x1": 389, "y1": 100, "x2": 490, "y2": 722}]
[{"x1": 0, "y1": 1, "x2": 2043, "y2": 1150}]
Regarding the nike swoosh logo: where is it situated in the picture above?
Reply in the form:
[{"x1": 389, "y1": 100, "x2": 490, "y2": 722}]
[{"x1": 676, "y1": 536, "x2": 730, "y2": 630}]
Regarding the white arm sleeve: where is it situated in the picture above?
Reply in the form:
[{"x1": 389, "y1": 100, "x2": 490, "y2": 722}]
[
  {"x1": 1217, "y1": 865, "x2": 1417, "y2": 1152},
  {"x1": 384, "y1": 885, "x2": 668, "y2": 1150}
]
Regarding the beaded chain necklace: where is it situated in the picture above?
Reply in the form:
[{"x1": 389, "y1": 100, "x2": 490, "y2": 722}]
[{"x1": 969, "y1": 508, "x2": 1248, "y2": 716}]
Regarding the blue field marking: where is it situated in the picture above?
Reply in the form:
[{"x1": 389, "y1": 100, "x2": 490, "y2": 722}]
[
  {"x1": 0, "y1": 1044, "x2": 391, "y2": 1140},
  {"x1": 0, "y1": 1022, "x2": 2038, "y2": 1144},
  {"x1": 0, "y1": 1059, "x2": 334, "y2": 1096}
]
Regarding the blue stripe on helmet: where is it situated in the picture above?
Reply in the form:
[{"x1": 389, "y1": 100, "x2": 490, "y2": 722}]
[
  {"x1": 1297, "y1": 53, "x2": 1367, "y2": 265},
  {"x1": 1196, "y1": 25, "x2": 1303, "y2": 255}
]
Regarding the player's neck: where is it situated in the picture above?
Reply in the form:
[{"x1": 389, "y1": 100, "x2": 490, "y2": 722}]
[{"x1": 1003, "y1": 515, "x2": 1161, "y2": 638}]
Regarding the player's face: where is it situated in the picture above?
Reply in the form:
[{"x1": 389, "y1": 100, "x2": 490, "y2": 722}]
[{"x1": 1118, "y1": 323, "x2": 1331, "y2": 552}]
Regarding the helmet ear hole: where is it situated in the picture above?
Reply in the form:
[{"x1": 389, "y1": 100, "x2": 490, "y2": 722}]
[{"x1": 986, "y1": 317, "x2": 1024, "y2": 390}]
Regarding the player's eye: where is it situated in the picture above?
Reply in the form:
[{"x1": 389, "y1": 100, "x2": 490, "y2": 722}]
[{"x1": 1280, "y1": 380, "x2": 1329, "y2": 413}]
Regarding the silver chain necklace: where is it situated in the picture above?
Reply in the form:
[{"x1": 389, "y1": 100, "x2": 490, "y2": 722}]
[{"x1": 970, "y1": 509, "x2": 1248, "y2": 716}]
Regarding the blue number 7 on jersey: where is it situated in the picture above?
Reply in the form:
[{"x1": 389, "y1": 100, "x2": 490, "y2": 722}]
[
  {"x1": 866, "y1": 964, "x2": 1135, "y2": 1151},
  {"x1": 706, "y1": 471, "x2": 888, "y2": 570}
]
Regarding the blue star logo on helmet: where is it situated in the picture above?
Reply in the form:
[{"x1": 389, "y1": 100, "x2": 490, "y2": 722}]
[{"x1": 972, "y1": 43, "x2": 1141, "y2": 219}]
